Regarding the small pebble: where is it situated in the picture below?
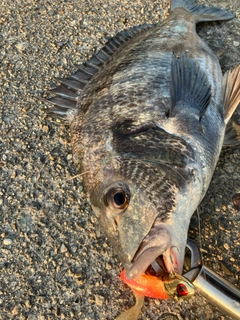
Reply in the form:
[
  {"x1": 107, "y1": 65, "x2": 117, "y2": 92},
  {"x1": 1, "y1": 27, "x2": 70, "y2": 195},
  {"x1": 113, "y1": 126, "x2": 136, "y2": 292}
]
[
  {"x1": 42, "y1": 125, "x2": 49, "y2": 133},
  {"x1": 223, "y1": 243, "x2": 230, "y2": 250},
  {"x1": 60, "y1": 243, "x2": 68, "y2": 253},
  {"x1": 94, "y1": 294, "x2": 104, "y2": 307},
  {"x1": 3, "y1": 238, "x2": 13, "y2": 245}
]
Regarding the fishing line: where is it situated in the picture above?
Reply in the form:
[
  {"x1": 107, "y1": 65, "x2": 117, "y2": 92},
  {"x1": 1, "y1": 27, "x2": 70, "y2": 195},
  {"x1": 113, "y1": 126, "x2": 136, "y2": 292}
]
[{"x1": 196, "y1": 207, "x2": 204, "y2": 264}]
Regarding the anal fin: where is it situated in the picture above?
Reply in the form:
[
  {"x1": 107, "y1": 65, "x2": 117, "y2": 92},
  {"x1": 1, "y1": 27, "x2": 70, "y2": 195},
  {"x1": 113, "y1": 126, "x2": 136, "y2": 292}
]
[
  {"x1": 222, "y1": 65, "x2": 240, "y2": 124},
  {"x1": 170, "y1": 53, "x2": 211, "y2": 120},
  {"x1": 223, "y1": 121, "x2": 240, "y2": 147}
]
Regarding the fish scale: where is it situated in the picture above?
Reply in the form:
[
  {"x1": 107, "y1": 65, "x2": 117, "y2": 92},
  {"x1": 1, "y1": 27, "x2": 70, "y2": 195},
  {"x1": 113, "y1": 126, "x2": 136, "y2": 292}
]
[{"x1": 119, "y1": 159, "x2": 177, "y2": 217}]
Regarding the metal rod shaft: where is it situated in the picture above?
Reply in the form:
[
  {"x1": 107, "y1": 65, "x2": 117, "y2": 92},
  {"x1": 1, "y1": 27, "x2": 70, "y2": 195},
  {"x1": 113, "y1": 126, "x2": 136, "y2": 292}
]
[{"x1": 193, "y1": 265, "x2": 240, "y2": 319}]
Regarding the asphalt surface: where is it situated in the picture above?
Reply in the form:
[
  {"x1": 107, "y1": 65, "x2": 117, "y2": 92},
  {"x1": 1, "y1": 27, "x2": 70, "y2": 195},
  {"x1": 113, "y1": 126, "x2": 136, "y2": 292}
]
[{"x1": 0, "y1": 0, "x2": 239, "y2": 319}]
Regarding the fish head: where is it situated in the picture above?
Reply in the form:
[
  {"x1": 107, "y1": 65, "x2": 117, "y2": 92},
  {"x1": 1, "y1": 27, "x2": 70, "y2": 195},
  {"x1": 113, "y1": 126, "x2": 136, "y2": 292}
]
[{"x1": 89, "y1": 162, "x2": 192, "y2": 280}]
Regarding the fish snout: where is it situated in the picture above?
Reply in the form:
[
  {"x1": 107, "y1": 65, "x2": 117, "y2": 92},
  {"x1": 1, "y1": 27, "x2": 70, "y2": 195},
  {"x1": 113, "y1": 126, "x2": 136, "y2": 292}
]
[{"x1": 125, "y1": 223, "x2": 185, "y2": 280}]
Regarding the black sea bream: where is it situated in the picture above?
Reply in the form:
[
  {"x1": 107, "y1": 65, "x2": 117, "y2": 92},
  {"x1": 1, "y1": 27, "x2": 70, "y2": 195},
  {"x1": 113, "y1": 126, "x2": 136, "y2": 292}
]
[{"x1": 46, "y1": 0, "x2": 240, "y2": 282}]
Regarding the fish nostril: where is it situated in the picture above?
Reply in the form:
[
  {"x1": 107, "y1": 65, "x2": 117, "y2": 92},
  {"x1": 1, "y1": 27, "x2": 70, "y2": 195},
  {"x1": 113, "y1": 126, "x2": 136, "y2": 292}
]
[{"x1": 114, "y1": 218, "x2": 118, "y2": 227}]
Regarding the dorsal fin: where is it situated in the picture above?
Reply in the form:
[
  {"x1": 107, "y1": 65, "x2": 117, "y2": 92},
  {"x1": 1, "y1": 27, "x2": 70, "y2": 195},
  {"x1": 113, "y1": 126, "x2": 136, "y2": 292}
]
[
  {"x1": 46, "y1": 24, "x2": 152, "y2": 122},
  {"x1": 169, "y1": 52, "x2": 211, "y2": 121}
]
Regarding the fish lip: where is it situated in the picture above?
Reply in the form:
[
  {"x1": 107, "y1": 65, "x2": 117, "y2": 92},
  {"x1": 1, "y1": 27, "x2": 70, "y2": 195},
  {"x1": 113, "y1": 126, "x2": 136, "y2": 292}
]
[{"x1": 125, "y1": 223, "x2": 181, "y2": 280}]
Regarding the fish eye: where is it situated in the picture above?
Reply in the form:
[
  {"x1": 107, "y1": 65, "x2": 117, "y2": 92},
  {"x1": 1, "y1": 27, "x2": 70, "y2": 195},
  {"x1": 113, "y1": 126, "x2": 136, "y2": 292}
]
[{"x1": 106, "y1": 187, "x2": 129, "y2": 211}]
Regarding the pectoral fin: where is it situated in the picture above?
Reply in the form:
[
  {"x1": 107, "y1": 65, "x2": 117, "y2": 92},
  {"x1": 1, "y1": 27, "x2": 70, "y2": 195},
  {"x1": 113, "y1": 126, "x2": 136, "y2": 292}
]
[{"x1": 170, "y1": 52, "x2": 211, "y2": 121}]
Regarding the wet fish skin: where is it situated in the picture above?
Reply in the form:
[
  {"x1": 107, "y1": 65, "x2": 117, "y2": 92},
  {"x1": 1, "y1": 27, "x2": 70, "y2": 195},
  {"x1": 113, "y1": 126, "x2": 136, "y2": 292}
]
[{"x1": 46, "y1": 0, "x2": 240, "y2": 281}]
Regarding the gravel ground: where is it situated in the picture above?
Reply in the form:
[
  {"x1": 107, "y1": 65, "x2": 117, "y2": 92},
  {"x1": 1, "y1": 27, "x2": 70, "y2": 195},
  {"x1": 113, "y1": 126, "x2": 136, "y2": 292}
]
[{"x1": 0, "y1": 0, "x2": 239, "y2": 319}]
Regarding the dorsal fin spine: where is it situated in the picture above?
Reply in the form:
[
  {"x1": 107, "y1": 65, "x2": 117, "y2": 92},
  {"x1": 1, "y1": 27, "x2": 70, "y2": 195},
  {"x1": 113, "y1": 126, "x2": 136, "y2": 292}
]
[
  {"x1": 97, "y1": 50, "x2": 111, "y2": 60},
  {"x1": 86, "y1": 62, "x2": 101, "y2": 71},
  {"x1": 76, "y1": 67, "x2": 93, "y2": 78},
  {"x1": 102, "y1": 45, "x2": 114, "y2": 55}
]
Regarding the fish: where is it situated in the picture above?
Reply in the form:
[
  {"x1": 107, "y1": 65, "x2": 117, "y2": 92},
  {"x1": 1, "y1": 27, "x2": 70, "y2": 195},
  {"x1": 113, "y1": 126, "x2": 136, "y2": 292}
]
[{"x1": 46, "y1": 0, "x2": 240, "y2": 287}]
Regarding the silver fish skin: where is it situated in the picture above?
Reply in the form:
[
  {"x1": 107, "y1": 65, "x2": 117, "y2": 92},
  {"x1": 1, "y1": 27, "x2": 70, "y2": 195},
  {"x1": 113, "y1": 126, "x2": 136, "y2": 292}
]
[{"x1": 46, "y1": 0, "x2": 240, "y2": 280}]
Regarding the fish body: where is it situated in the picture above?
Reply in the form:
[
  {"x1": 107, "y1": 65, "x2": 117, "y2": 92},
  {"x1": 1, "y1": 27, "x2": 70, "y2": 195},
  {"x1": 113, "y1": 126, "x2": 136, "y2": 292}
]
[{"x1": 47, "y1": 0, "x2": 240, "y2": 281}]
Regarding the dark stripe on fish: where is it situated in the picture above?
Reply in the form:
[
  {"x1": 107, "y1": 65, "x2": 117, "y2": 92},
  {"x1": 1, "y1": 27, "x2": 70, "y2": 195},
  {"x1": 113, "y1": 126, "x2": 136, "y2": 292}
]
[{"x1": 112, "y1": 120, "x2": 194, "y2": 168}]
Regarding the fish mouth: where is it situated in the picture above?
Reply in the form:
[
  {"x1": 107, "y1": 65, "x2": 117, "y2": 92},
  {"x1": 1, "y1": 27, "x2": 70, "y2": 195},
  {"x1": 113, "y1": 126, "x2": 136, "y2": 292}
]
[{"x1": 125, "y1": 219, "x2": 181, "y2": 280}]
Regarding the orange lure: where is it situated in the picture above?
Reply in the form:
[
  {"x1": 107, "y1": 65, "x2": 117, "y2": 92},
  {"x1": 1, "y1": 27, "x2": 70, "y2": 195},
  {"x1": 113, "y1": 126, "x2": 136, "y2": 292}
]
[{"x1": 120, "y1": 269, "x2": 170, "y2": 299}]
